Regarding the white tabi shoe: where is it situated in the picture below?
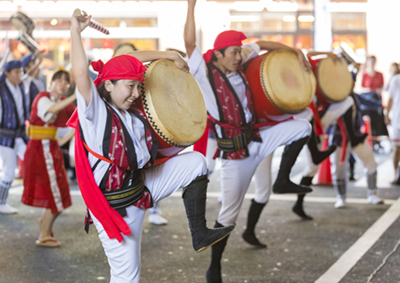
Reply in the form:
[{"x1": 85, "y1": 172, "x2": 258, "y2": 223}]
[
  {"x1": 149, "y1": 213, "x2": 168, "y2": 226},
  {"x1": 334, "y1": 197, "x2": 346, "y2": 209},
  {"x1": 367, "y1": 195, "x2": 384, "y2": 205},
  {"x1": 0, "y1": 203, "x2": 18, "y2": 214}
]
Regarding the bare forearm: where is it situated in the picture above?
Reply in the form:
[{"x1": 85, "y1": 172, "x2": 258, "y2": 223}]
[
  {"x1": 184, "y1": 0, "x2": 197, "y2": 58},
  {"x1": 307, "y1": 51, "x2": 333, "y2": 57},
  {"x1": 48, "y1": 94, "x2": 76, "y2": 114},
  {"x1": 57, "y1": 129, "x2": 75, "y2": 147},
  {"x1": 70, "y1": 28, "x2": 91, "y2": 98},
  {"x1": 256, "y1": 41, "x2": 296, "y2": 52},
  {"x1": 126, "y1": 50, "x2": 179, "y2": 63},
  {"x1": 26, "y1": 61, "x2": 41, "y2": 77}
]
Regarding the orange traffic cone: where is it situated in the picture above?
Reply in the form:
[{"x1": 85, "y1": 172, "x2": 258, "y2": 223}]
[
  {"x1": 361, "y1": 115, "x2": 372, "y2": 148},
  {"x1": 315, "y1": 136, "x2": 332, "y2": 186}
]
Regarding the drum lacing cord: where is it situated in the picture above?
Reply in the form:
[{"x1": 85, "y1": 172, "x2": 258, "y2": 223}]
[{"x1": 365, "y1": 237, "x2": 400, "y2": 283}]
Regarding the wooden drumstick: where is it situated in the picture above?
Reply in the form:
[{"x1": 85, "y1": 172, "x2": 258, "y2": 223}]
[
  {"x1": 0, "y1": 32, "x2": 10, "y2": 71},
  {"x1": 73, "y1": 9, "x2": 110, "y2": 35}
]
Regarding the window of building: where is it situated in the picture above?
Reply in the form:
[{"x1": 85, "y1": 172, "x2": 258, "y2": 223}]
[
  {"x1": 331, "y1": 12, "x2": 366, "y2": 31},
  {"x1": 125, "y1": 18, "x2": 157, "y2": 28}
]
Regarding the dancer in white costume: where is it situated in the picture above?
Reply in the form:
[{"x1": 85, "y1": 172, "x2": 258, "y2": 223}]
[
  {"x1": 70, "y1": 11, "x2": 234, "y2": 282},
  {"x1": 0, "y1": 60, "x2": 30, "y2": 214},
  {"x1": 184, "y1": 1, "x2": 320, "y2": 282}
]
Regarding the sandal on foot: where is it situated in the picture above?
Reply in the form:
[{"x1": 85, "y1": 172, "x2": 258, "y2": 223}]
[{"x1": 36, "y1": 238, "x2": 61, "y2": 248}]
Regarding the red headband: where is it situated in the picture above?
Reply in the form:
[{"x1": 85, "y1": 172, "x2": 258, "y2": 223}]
[
  {"x1": 203, "y1": 30, "x2": 247, "y2": 63},
  {"x1": 91, "y1": 55, "x2": 146, "y2": 87}
]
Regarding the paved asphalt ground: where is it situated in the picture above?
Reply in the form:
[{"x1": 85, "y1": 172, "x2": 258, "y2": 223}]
[{"x1": 1, "y1": 142, "x2": 400, "y2": 283}]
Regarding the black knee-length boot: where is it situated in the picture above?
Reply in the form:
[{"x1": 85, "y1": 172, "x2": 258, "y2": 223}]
[{"x1": 182, "y1": 175, "x2": 235, "y2": 253}]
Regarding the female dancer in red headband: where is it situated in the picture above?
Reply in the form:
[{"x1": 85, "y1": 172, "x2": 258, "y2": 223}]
[{"x1": 69, "y1": 11, "x2": 234, "y2": 282}]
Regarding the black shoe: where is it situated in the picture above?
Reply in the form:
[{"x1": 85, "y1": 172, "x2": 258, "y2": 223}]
[
  {"x1": 273, "y1": 137, "x2": 313, "y2": 195},
  {"x1": 242, "y1": 231, "x2": 267, "y2": 248},
  {"x1": 273, "y1": 178, "x2": 312, "y2": 194},
  {"x1": 206, "y1": 222, "x2": 230, "y2": 283},
  {"x1": 182, "y1": 175, "x2": 235, "y2": 253},
  {"x1": 242, "y1": 199, "x2": 267, "y2": 248},
  {"x1": 292, "y1": 177, "x2": 314, "y2": 220},
  {"x1": 292, "y1": 201, "x2": 313, "y2": 220}
]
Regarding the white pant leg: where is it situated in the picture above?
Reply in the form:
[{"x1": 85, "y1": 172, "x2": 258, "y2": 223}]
[
  {"x1": 299, "y1": 98, "x2": 353, "y2": 179},
  {"x1": 258, "y1": 119, "x2": 311, "y2": 158},
  {"x1": 91, "y1": 152, "x2": 207, "y2": 283},
  {"x1": 254, "y1": 152, "x2": 273, "y2": 204},
  {"x1": 218, "y1": 119, "x2": 311, "y2": 226},
  {"x1": 91, "y1": 206, "x2": 146, "y2": 283},
  {"x1": 14, "y1": 137, "x2": 27, "y2": 160},
  {"x1": 294, "y1": 109, "x2": 319, "y2": 177},
  {"x1": 331, "y1": 144, "x2": 351, "y2": 180},
  {"x1": 294, "y1": 108, "x2": 313, "y2": 121},
  {"x1": 145, "y1": 152, "x2": 208, "y2": 202},
  {"x1": 218, "y1": 155, "x2": 259, "y2": 226},
  {"x1": 0, "y1": 145, "x2": 17, "y2": 183},
  {"x1": 352, "y1": 140, "x2": 377, "y2": 175},
  {"x1": 206, "y1": 137, "x2": 217, "y2": 174},
  {"x1": 321, "y1": 97, "x2": 353, "y2": 132}
]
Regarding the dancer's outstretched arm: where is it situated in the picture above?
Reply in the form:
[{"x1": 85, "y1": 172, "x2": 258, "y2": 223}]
[
  {"x1": 70, "y1": 11, "x2": 92, "y2": 104},
  {"x1": 126, "y1": 50, "x2": 189, "y2": 73},
  {"x1": 184, "y1": 0, "x2": 197, "y2": 58},
  {"x1": 256, "y1": 40, "x2": 311, "y2": 72}
]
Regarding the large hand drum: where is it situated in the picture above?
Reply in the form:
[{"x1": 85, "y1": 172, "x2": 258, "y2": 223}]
[
  {"x1": 309, "y1": 56, "x2": 353, "y2": 105},
  {"x1": 245, "y1": 49, "x2": 315, "y2": 120},
  {"x1": 137, "y1": 59, "x2": 207, "y2": 158},
  {"x1": 10, "y1": 11, "x2": 35, "y2": 36}
]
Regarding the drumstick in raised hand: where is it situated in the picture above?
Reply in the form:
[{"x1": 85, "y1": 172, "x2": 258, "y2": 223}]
[
  {"x1": 0, "y1": 32, "x2": 10, "y2": 71},
  {"x1": 73, "y1": 9, "x2": 110, "y2": 35}
]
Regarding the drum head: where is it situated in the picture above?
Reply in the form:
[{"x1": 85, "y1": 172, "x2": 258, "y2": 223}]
[
  {"x1": 10, "y1": 12, "x2": 34, "y2": 35},
  {"x1": 260, "y1": 49, "x2": 315, "y2": 114},
  {"x1": 113, "y1": 43, "x2": 137, "y2": 57},
  {"x1": 141, "y1": 59, "x2": 207, "y2": 147},
  {"x1": 317, "y1": 57, "x2": 353, "y2": 102}
]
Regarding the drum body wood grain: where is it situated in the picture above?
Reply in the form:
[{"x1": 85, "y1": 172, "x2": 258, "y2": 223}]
[
  {"x1": 245, "y1": 49, "x2": 315, "y2": 121},
  {"x1": 132, "y1": 59, "x2": 207, "y2": 159}
]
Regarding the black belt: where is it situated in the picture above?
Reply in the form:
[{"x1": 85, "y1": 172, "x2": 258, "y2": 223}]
[
  {"x1": 216, "y1": 129, "x2": 254, "y2": 152},
  {"x1": 102, "y1": 170, "x2": 148, "y2": 212},
  {"x1": 0, "y1": 126, "x2": 25, "y2": 139}
]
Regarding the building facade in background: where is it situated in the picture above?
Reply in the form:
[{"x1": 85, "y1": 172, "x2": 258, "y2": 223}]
[{"x1": 0, "y1": 0, "x2": 398, "y2": 81}]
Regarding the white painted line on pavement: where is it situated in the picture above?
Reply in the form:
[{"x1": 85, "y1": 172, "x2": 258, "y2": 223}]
[
  {"x1": 314, "y1": 197, "x2": 400, "y2": 283},
  {"x1": 9, "y1": 185, "x2": 395, "y2": 205}
]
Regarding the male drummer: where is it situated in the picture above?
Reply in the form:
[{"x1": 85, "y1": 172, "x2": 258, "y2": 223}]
[
  {"x1": 184, "y1": 1, "x2": 318, "y2": 281},
  {"x1": 0, "y1": 60, "x2": 30, "y2": 214},
  {"x1": 293, "y1": 52, "x2": 382, "y2": 216},
  {"x1": 21, "y1": 52, "x2": 46, "y2": 109}
]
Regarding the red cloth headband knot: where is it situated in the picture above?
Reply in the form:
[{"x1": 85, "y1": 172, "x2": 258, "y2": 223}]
[
  {"x1": 203, "y1": 30, "x2": 247, "y2": 63},
  {"x1": 91, "y1": 55, "x2": 146, "y2": 87},
  {"x1": 91, "y1": 60, "x2": 104, "y2": 74}
]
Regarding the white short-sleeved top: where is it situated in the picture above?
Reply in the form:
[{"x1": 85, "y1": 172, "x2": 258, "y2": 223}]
[
  {"x1": 188, "y1": 43, "x2": 260, "y2": 123},
  {"x1": 389, "y1": 74, "x2": 400, "y2": 129},
  {"x1": 36, "y1": 95, "x2": 73, "y2": 138},
  {"x1": 76, "y1": 81, "x2": 150, "y2": 186}
]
